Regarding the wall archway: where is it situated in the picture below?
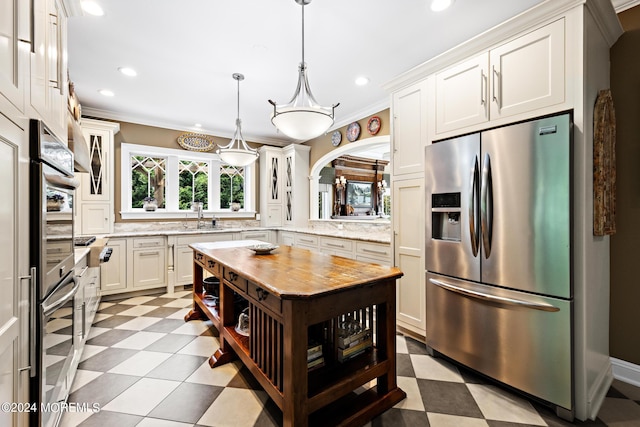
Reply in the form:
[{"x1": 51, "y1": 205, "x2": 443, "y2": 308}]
[{"x1": 309, "y1": 135, "x2": 391, "y2": 220}]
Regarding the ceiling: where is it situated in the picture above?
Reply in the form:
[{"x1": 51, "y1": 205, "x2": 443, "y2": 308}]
[{"x1": 66, "y1": 0, "x2": 631, "y2": 146}]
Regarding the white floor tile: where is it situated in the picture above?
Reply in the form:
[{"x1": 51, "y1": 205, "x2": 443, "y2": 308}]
[
  {"x1": 108, "y1": 350, "x2": 172, "y2": 376},
  {"x1": 427, "y1": 413, "x2": 490, "y2": 427},
  {"x1": 394, "y1": 376, "x2": 425, "y2": 411},
  {"x1": 197, "y1": 387, "x2": 268, "y2": 427},
  {"x1": 44, "y1": 333, "x2": 70, "y2": 350},
  {"x1": 597, "y1": 397, "x2": 640, "y2": 426},
  {"x1": 46, "y1": 318, "x2": 72, "y2": 333},
  {"x1": 159, "y1": 290, "x2": 191, "y2": 299},
  {"x1": 59, "y1": 410, "x2": 93, "y2": 427},
  {"x1": 411, "y1": 354, "x2": 464, "y2": 383},
  {"x1": 467, "y1": 383, "x2": 546, "y2": 425},
  {"x1": 44, "y1": 354, "x2": 65, "y2": 368},
  {"x1": 70, "y1": 370, "x2": 103, "y2": 393},
  {"x1": 119, "y1": 296, "x2": 158, "y2": 305},
  {"x1": 177, "y1": 335, "x2": 220, "y2": 357},
  {"x1": 136, "y1": 419, "x2": 193, "y2": 427},
  {"x1": 115, "y1": 316, "x2": 162, "y2": 331},
  {"x1": 112, "y1": 331, "x2": 166, "y2": 350},
  {"x1": 185, "y1": 360, "x2": 241, "y2": 387},
  {"x1": 117, "y1": 305, "x2": 159, "y2": 317},
  {"x1": 396, "y1": 335, "x2": 408, "y2": 354},
  {"x1": 166, "y1": 307, "x2": 192, "y2": 319},
  {"x1": 102, "y1": 378, "x2": 181, "y2": 416},
  {"x1": 53, "y1": 307, "x2": 73, "y2": 318},
  {"x1": 170, "y1": 320, "x2": 210, "y2": 335},
  {"x1": 80, "y1": 344, "x2": 108, "y2": 362},
  {"x1": 162, "y1": 299, "x2": 194, "y2": 308},
  {"x1": 97, "y1": 301, "x2": 115, "y2": 310},
  {"x1": 91, "y1": 313, "x2": 113, "y2": 323}
]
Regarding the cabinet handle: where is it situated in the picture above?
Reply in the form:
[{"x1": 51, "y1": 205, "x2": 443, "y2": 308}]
[
  {"x1": 138, "y1": 242, "x2": 160, "y2": 247},
  {"x1": 299, "y1": 238, "x2": 314, "y2": 243},
  {"x1": 480, "y1": 69, "x2": 486, "y2": 105},
  {"x1": 325, "y1": 242, "x2": 345, "y2": 248},
  {"x1": 138, "y1": 251, "x2": 159, "y2": 256},
  {"x1": 256, "y1": 288, "x2": 268, "y2": 302},
  {"x1": 77, "y1": 265, "x2": 89, "y2": 277},
  {"x1": 227, "y1": 271, "x2": 239, "y2": 282},
  {"x1": 362, "y1": 248, "x2": 388, "y2": 255},
  {"x1": 492, "y1": 66, "x2": 500, "y2": 107}
]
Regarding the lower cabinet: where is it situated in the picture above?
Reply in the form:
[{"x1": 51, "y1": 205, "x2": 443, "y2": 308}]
[
  {"x1": 172, "y1": 232, "x2": 236, "y2": 288},
  {"x1": 100, "y1": 238, "x2": 127, "y2": 293}
]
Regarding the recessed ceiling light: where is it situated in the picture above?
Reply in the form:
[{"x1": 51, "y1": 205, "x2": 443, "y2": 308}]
[
  {"x1": 99, "y1": 89, "x2": 114, "y2": 97},
  {"x1": 81, "y1": 0, "x2": 104, "y2": 16},
  {"x1": 195, "y1": 123, "x2": 202, "y2": 128},
  {"x1": 118, "y1": 67, "x2": 137, "y2": 77},
  {"x1": 430, "y1": 0, "x2": 454, "y2": 12},
  {"x1": 355, "y1": 76, "x2": 370, "y2": 86}
]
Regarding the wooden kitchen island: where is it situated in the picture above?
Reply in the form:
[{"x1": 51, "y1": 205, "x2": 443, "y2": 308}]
[{"x1": 185, "y1": 242, "x2": 405, "y2": 427}]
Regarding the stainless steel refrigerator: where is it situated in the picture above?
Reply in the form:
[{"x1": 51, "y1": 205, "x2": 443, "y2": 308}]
[{"x1": 425, "y1": 112, "x2": 573, "y2": 418}]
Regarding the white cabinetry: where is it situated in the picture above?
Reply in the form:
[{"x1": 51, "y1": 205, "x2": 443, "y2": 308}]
[
  {"x1": 393, "y1": 178, "x2": 426, "y2": 338},
  {"x1": 76, "y1": 119, "x2": 120, "y2": 235},
  {"x1": 100, "y1": 238, "x2": 127, "y2": 294},
  {"x1": 319, "y1": 236, "x2": 353, "y2": 258},
  {"x1": 435, "y1": 19, "x2": 565, "y2": 135},
  {"x1": 0, "y1": 0, "x2": 29, "y2": 115},
  {"x1": 355, "y1": 241, "x2": 392, "y2": 266},
  {"x1": 31, "y1": 0, "x2": 68, "y2": 140},
  {"x1": 129, "y1": 237, "x2": 166, "y2": 289},
  {"x1": 240, "y1": 230, "x2": 272, "y2": 244},
  {"x1": 392, "y1": 80, "x2": 428, "y2": 176},
  {"x1": 171, "y1": 232, "x2": 236, "y2": 289},
  {"x1": 259, "y1": 144, "x2": 310, "y2": 227}
]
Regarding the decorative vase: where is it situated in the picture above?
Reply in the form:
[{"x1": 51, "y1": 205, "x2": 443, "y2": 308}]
[
  {"x1": 231, "y1": 202, "x2": 241, "y2": 212},
  {"x1": 143, "y1": 201, "x2": 157, "y2": 211}
]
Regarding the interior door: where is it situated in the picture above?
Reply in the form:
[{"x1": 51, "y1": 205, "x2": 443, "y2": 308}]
[
  {"x1": 480, "y1": 113, "x2": 571, "y2": 298},
  {"x1": 425, "y1": 133, "x2": 480, "y2": 282}
]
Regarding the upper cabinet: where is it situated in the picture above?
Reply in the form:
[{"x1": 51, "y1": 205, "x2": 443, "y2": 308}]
[
  {"x1": 76, "y1": 118, "x2": 120, "y2": 235},
  {"x1": 31, "y1": 0, "x2": 68, "y2": 140},
  {"x1": 435, "y1": 19, "x2": 565, "y2": 135},
  {"x1": 391, "y1": 79, "x2": 428, "y2": 176},
  {"x1": 259, "y1": 144, "x2": 310, "y2": 227},
  {"x1": 0, "y1": 0, "x2": 29, "y2": 115}
]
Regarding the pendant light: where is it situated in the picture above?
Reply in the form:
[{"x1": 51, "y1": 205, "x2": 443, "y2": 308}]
[
  {"x1": 268, "y1": 0, "x2": 339, "y2": 141},
  {"x1": 217, "y1": 73, "x2": 259, "y2": 167}
]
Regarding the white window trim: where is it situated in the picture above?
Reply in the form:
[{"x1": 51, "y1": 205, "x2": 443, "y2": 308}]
[{"x1": 120, "y1": 143, "x2": 255, "y2": 220}]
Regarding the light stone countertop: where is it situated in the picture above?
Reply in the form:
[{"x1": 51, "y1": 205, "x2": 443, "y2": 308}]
[{"x1": 99, "y1": 224, "x2": 391, "y2": 244}]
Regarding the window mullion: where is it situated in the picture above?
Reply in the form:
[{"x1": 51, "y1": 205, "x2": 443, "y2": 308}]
[
  {"x1": 166, "y1": 156, "x2": 180, "y2": 211},
  {"x1": 210, "y1": 159, "x2": 221, "y2": 211}
]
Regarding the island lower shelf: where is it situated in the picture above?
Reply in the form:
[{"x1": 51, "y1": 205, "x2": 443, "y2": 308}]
[{"x1": 186, "y1": 243, "x2": 405, "y2": 427}]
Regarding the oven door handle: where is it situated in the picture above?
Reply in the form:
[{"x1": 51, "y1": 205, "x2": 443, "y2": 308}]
[
  {"x1": 44, "y1": 172, "x2": 78, "y2": 190},
  {"x1": 42, "y1": 273, "x2": 78, "y2": 317}
]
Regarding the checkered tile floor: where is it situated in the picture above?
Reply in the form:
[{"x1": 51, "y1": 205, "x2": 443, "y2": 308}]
[{"x1": 58, "y1": 290, "x2": 640, "y2": 427}]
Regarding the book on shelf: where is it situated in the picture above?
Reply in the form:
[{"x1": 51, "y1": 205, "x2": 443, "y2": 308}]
[
  {"x1": 307, "y1": 356, "x2": 325, "y2": 370},
  {"x1": 307, "y1": 343, "x2": 322, "y2": 357},
  {"x1": 337, "y1": 328, "x2": 371, "y2": 349},
  {"x1": 337, "y1": 337, "x2": 373, "y2": 362},
  {"x1": 307, "y1": 349, "x2": 323, "y2": 362}
]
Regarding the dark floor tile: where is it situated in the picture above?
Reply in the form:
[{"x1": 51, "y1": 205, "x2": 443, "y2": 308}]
[
  {"x1": 146, "y1": 354, "x2": 208, "y2": 381},
  {"x1": 142, "y1": 297, "x2": 177, "y2": 306},
  {"x1": 254, "y1": 398, "x2": 283, "y2": 427},
  {"x1": 78, "y1": 348, "x2": 139, "y2": 372},
  {"x1": 396, "y1": 353, "x2": 415, "y2": 378},
  {"x1": 69, "y1": 373, "x2": 140, "y2": 406},
  {"x1": 141, "y1": 306, "x2": 182, "y2": 318},
  {"x1": 46, "y1": 336, "x2": 73, "y2": 356},
  {"x1": 532, "y1": 403, "x2": 606, "y2": 427},
  {"x1": 147, "y1": 382, "x2": 223, "y2": 423},
  {"x1": 417, "y1": 378, "x2": 483, "y2": 418},
  {"x1": 144, "y1": 334, "x2": 195, "y2": 353},
  {"x1": 404, "y1": 336, "x2": 429, "y2": 355},
  {"x1": 86, "y1": 329, "x2": 137, "y2": 347},
  {"x1": 607, "y1": 385, "x2": 629, "y2": 398},
  {"x1": 488, "y1": 421, "x2": 554, "y2": 427},
  {"x1": 142, "y1": 318, "x2": 186, "y2": 333},
  {"x1": 227, "y1": 364, "x2": 263, "y2": 390},
  {"x1": 77, "y1": 410, "x2": 143, "y2": 427},
  {"x1": 97, "y1": 304, "x2": 133, "y2": 315},
  {"x1": 371, "y1": 408, "x2": 430, "y2": 427},
  {"x1": 93, "y1": 315, "x2": 137, "y2": 328},
  {"x1": 53, "y1": 325, "x2": 74, "y2": 336}
]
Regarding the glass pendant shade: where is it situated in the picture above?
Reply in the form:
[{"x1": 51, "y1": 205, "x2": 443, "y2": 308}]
[
  {"x1": 269, "y1": 0, "x2": 338, "y2": 141},
  {"x1": 217, "y1": 73, "x2": 258, "y2": 167}
]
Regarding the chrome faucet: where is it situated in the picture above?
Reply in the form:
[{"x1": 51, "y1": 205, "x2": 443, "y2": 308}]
[{"x1": 192, "y1": 202, "x2": 204, "y2": 229}]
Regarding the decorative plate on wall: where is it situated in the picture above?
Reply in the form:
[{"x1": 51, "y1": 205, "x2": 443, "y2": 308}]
[
  {"x1": 177, "y1": 133, "x2": 215, "y2": 152},
  {"x1": 331, "y1": 130, "x2": 342, "y2": 147},
  {"x1": 346, "y1": 122, "x2": 361, "y2": 142},
  {"x1": 367, "y1": 116, "x2": 381, "y2": 135}
]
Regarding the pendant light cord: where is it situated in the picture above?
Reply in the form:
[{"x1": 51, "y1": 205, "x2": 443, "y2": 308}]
[{"x1": 301, "y1": 2, "x2": 305, "y2": 66}]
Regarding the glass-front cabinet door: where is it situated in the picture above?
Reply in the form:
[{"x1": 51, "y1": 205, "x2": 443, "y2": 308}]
[{"x1": 81, "y1": 128, "x2": 110, "y2": 201}]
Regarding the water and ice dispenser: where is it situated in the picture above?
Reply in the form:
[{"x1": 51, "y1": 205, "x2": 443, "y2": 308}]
[{"x1": 431, "y1": 192, "x2": 461, "y2": 242}]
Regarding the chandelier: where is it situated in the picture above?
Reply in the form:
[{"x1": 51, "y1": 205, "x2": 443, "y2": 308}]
[
  {"x1": 268, "y1": 0, "x2": 339, "y2": 141},
  {"x1": 217, "y1": 73, "x2": 259, "y2": 167}
]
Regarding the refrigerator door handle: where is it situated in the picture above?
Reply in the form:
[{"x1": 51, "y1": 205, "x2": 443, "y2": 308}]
[
  {"x1": 428, "y1": 278, "x2": 561, "y2": 312},
  {"x1": 469, "y1": 155, "x2": 479, "y2": 257},
  {"x1": 481, "y1": 153, "x2": 493, "y2": 258}
]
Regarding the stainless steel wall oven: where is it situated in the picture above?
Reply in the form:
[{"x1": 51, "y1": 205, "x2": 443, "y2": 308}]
[{"x1": 29, "y1": 119, "x2": 80, "y2": 427}]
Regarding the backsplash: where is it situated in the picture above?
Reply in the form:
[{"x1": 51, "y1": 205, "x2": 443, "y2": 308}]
[{"x1": 113, "y1": 219, "x2": 261, "y2": 233}]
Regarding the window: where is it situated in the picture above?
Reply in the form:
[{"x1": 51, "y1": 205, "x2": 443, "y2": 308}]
[{"x1": 121, "y1": 143, "x2": 255, "y2": 219}]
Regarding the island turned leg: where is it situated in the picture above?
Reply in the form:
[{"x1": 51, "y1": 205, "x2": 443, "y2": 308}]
[
  {"x1": 185, "y1": 255, "x2": 204, "y2": 321},
  {"x1": 209, "y1": 281, "x2": 237, "y2": 368}
]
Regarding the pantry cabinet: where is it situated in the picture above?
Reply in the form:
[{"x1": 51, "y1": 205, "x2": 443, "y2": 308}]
[
  {"x1": 435, "y1": 18, "x2": 565, "y2": 135},
  {"x1": 0, "y1": 0, "x2": 29, "y2": 115},
  {"x1": 391, "y1": 80, "x2": 428, "y2": 176}
]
